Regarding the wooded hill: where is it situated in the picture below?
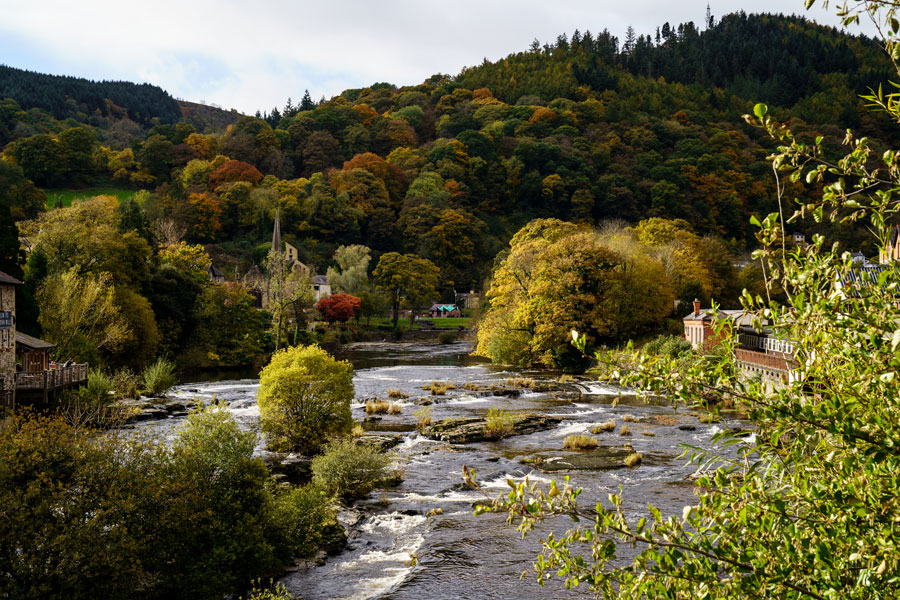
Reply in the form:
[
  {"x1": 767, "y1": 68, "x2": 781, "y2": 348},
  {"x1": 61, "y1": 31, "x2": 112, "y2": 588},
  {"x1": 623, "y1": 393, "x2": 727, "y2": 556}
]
[{"x1": 0, "y1": 11, "x2": 893, "y2": 366}]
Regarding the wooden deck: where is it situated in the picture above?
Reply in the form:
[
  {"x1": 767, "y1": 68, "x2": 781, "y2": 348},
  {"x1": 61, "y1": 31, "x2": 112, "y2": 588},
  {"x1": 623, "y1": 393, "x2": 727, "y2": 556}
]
[
  {"x1": 15, "y1": 363, "x2": 89, "y2": 391},
  {"x1": 0, "y1": 364, "x2": 89, "y2": 413}
]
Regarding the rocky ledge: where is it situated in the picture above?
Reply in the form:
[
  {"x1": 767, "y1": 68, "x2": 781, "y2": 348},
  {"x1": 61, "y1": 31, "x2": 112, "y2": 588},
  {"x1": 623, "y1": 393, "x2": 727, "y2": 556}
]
[
  {"x1": 421, "y1": 413, "x2": 561, "y2": 444},
  {"x1": 524, "y1": 445, "x2": 636, "y2": 472}
]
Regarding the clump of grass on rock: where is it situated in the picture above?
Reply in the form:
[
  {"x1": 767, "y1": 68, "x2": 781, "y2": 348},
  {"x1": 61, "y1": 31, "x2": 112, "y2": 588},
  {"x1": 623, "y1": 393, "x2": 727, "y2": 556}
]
[
  {"x1": 563, "y1": 434, "x2": 599, "y2": 451},
  {"x1": 484, "y1": 408, "x2": 517, "y2": 439},
  {"x1": 590, "y1": 420, "x2": 616, "y2": 434},
  {"x1": 625, "y1": 452, "x2": 643, "y2": 467}
]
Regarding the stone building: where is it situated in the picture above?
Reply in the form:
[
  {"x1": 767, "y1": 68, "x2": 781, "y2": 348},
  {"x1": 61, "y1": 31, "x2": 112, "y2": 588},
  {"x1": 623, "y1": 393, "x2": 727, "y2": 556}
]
[{"x1": 0, "y1": 271, "x2": 20, "y2": 408}]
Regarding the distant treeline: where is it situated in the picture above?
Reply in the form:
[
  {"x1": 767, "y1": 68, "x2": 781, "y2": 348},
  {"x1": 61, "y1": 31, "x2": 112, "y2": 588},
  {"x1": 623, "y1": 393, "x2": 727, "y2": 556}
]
[
  {"x1": 0, "y1": 64, "x2": 181, "y2": 126},
  {"x1": 457, "y1": 12, "x2": 893, "y2": 131}
]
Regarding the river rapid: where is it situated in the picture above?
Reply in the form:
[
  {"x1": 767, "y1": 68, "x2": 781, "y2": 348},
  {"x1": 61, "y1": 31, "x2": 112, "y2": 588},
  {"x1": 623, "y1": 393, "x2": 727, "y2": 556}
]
[{"x1": 136, "y1": 341, "x2": 749, "y2": 600}]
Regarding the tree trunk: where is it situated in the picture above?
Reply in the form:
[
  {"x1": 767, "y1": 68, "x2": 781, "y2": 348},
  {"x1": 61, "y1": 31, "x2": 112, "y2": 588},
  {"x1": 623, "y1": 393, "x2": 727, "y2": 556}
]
[
  {"x1": 392, "y1": 291, "x2": 400, "y2": 329},
  {"x1": 275, "y1": 311, "x2": 283, "y2": 351}
]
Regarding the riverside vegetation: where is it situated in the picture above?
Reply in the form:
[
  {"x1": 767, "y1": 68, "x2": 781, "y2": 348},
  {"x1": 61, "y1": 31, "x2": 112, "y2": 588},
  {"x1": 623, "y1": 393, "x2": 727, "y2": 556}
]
[{"x1": 469, "y1": 1, "x2": 900, "y2": 598}]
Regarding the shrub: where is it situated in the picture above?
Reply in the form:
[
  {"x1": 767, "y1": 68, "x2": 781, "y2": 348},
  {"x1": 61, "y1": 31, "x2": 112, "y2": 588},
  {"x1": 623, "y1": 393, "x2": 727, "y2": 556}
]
[
  {"x1": 311, "y1": 438, "x2": 392, "y2": 500},
  {"x1": 414, "y1": 406, "x2": 432, "y2": 430},
  {"x1": 243, "y1": 580, "x2": 295, "y2": 600},
  {"x1": 0, "y1": 407, "x2": 335, "y2": 600},
  {"x1": 563, "y1": 434, "x2": 599, "y2": 451},
  {"x1": 257, "y1": 345, "x2": 354, "y2": 454},
  {"x1": 698, "y1": 413, "x2": 720, "y2": 424},
  {"x1": 623, "y1": 414, "x2": 637, "y2": 423},
  {"x1": 77, "y1": 368, "x2": 115, "y2": 405},
  {"x1": 142, "y1": 358, "x2": 178, "y2": 396},
  {"x1": 619, "y1": 425, "x2": 632, "y2": 436},
  {"x1": 643, "y1": 334, "x2": 692, "y2": 358},
  {"x1": 590, "y1": 420, "x2": 616, "y2": 433},
  {"x1": 110, "y1": 368, "x2": 141, "y2": 399},
  {"x1": 484, "y1": 408, "x2": 517, "y2": 439},
  {"x1": 388, "y1": 388, "x2": 409, "y2": 399},
  {"x1": 351, "y1": 424, "x2": 366, "y2": 437},
  {"x1": 438, "y1": 331, "x2": 457, "y2": 344},
  {"x1": 624, "y1": 452, "x2": 643, "y2": 467},
  {"x1": 641, "y1": 431, "x2": 656, "y2": 437},
  {"x1": 388, "y1": 403, "x2": 403, "y2": 415}
]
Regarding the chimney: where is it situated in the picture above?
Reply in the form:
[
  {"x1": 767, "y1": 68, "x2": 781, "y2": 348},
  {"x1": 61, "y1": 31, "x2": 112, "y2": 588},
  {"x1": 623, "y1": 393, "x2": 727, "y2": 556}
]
[{"x1": 693, "y1": 298, "x2": 701, "y2": 317}]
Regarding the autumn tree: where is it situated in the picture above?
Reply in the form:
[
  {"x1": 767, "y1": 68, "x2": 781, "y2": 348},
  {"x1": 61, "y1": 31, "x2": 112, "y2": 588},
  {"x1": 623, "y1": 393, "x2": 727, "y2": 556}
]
[
  {"x1": 37, "y1": 269, "x2": 130, "y2": 363},
  {"x1": 373, "y1": 252, "x2": 440, "y2": 329},
  {"x1": 316, "y1": 293, "x2": 361, "y2": 324},
  {"x1": 476, "y1": 219, "x2": 671, "y2": 370}
]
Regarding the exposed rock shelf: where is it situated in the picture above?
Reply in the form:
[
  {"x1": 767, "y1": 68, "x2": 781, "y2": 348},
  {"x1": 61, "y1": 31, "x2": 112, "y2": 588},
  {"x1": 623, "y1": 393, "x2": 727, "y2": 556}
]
[{"x1": 421, "y1": 413, "x2": 561, "y2": 444}]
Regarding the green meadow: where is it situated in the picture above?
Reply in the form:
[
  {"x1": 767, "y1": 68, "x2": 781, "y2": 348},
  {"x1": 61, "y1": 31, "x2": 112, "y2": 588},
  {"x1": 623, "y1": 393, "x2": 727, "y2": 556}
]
[{"x1": 42, "y1": 187, "x2": 137, "y2": 208}]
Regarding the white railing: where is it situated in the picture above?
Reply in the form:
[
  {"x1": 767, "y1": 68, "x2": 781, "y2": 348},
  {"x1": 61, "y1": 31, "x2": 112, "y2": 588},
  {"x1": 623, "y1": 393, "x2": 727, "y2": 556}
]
[{"x1": 738, "y1": 334, "x2": 795, "y2": 356}]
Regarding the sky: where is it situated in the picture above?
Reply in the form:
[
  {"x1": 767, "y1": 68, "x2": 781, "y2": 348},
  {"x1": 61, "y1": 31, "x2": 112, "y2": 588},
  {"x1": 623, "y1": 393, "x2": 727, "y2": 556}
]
[{"x1": 0, "y1": 1, "x2": 880, "y2": 115}]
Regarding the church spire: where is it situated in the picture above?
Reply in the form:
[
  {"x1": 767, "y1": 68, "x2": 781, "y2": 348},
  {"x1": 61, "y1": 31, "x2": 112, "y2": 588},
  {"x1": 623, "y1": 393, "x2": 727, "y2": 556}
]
[{"x1": 272, "y1": 208, "x2": 282, "y2": 253}]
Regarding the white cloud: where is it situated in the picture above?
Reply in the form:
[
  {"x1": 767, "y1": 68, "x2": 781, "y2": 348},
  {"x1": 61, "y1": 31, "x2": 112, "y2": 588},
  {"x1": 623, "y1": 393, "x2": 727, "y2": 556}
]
[{"x1": 0, "y1": 0, "x2": 878, "y2": 113}]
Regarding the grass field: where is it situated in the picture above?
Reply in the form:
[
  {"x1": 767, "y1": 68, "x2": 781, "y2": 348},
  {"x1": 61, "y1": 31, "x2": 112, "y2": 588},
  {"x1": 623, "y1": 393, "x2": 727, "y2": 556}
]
[
  {"x1": 42, "y1": 187, "x2": 137, "y2": 208},
  {"x1": 366, "y1": 317, "x2": 472, "y2": 330}
]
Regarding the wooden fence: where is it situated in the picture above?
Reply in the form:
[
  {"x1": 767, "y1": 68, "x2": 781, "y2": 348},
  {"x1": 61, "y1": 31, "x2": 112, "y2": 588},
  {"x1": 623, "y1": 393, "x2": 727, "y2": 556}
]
[{"x1": 15, "y1": 364, "x2": 89, "y2": 391}]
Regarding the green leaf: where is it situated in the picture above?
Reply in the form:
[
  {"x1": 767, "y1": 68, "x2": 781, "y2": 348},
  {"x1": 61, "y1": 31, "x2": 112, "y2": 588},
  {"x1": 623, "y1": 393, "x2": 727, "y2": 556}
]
[{"x1": 753, "y1": 103, "x2": 768, "y2": 119}]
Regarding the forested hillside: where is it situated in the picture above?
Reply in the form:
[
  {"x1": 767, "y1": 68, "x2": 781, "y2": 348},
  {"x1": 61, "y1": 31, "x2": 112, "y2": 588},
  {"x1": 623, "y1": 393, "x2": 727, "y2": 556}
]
[
  {"x1": 0, "y1": 64, "x2": 181, "y2": 125},
  {"x1": 0, "y1": 11, "x2": 891, "y2": 367}
]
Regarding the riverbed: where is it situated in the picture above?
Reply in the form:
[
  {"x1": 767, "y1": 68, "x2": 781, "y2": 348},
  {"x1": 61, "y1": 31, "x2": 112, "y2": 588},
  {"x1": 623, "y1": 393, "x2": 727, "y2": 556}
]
[{"x1": 137, "y1": 341, "x2": 749, "y2": 600}]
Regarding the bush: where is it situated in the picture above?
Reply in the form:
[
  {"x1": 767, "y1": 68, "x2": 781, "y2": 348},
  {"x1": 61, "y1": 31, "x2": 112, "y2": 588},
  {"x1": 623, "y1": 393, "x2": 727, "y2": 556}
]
[
  {"x1": 311, "y1": 438, "x2": 393, "y2": 500},
  {"x1": 484, "y1": 408, "x2": 517, "y2": 439},
  {"x1": 257, "y1": 345, "x2": 354, "y2": 454},
  {"x1": 643, "y1": 334, "x2": 692, "y2": 358},
  {"x1": 0, "y1": 407, "x2": 336, "y2": 600},
  {"x1": 111, "y1": 368, "x2": 142, "y2": 399},
  {"x1": 563, "y1": 434, "x2": 599, "y2": 450},
  {"x1": 142, "y1": 357, "x2": 178, "y2": 395},
  {"x1": 438, "y1": 330, "x2": 457, "y2": 344},
  {"x1": 77, "y1": 368, "x2": 115, "y2": 405}
]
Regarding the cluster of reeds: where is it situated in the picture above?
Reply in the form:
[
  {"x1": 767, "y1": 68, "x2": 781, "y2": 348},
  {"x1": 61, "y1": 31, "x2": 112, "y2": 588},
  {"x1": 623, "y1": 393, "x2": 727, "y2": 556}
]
[
  {"x1": 562, "y1": 434, "x2": 599, "y2": 451},
  {"x1": 423, "y1": 381, "x2": 456, "y2": 395},
  {"x1": 506, "y1": 377, "x2": 535, "y2": 389},
  {"x1": 414, "y1": 406, "x2": 432, "y2": 430},
  {"x1": 590, "y1": 420, "x2": 616, "y2": 434},
  {"x1": 484, "y1": 408, "x2": 517, "y2": 439}
]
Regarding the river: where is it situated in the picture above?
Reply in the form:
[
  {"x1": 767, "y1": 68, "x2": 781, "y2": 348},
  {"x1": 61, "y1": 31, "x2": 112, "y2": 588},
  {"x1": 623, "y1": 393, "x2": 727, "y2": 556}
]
[{"x1": 136, "y1": 341, "x2": 749, "y2": 600}]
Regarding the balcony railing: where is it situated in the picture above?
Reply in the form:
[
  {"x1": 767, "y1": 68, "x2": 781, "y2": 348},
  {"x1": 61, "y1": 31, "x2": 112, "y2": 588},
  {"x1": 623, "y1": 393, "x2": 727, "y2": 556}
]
[
  {"x1": 16, "y1": 363, "x2": 89, "y2": 391},
  {"x1": 738, "y1": 333, "x2": 795, "y2": 356}
]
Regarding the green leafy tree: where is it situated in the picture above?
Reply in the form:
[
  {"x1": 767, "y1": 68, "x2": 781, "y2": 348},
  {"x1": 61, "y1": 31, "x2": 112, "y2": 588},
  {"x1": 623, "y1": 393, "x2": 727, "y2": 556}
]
[
  {"x1": 325, "y1": 244, "x2": 371, "y2": 295},
  {"x1": 372, "y1": 252, "x2": 440, "y2": 329},
  {"x1": 257, "y1": 344, "x2": 354, "y2": 454},
  {"x1": 36, "y1": 269, "x2": 130, "y2": 364}
]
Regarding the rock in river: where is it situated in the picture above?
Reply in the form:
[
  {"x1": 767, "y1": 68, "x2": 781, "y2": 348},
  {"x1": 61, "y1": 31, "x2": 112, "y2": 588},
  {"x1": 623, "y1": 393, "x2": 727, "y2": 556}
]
[
  {"x1": 422, "y1": 413, "x2": 560, "y2": 444},
  {"x1": 526, "y1": 445, "x2": 635, "y2": 472}
]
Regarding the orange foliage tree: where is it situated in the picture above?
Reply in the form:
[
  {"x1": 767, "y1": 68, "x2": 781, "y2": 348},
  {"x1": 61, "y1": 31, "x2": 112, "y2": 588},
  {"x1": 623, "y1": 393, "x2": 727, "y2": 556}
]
[{"x1": 316, "y1": 293, "x2": 361, "y2": 323}]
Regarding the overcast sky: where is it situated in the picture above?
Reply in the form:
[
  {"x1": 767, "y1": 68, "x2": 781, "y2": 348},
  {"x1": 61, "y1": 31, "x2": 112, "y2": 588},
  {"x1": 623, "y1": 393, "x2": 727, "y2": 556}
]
[{"x1": 0, "y1": 1, "x2": 879, "y2": 114}]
